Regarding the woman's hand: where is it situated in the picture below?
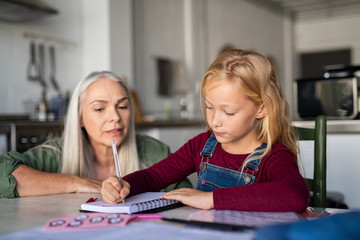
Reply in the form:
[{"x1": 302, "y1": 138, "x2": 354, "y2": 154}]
[
  {"x1": 161, "y1": 188, "x2": 214, "y2": 210},
  {"x1": 13, "y1": 164, "x2": 102, "y2": 196},
  {"x1": 72, "y1": 176, "x2": 102, "y2": 193},
  {"x1": 101, "y1": 176, "x2": 130, "y2": 204}
]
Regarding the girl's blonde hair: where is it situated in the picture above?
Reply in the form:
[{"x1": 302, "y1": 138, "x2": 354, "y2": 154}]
[
  {"x1": 200, "y1": 49, "x2": 298, "y2": 161},
  {"x1": 61, "y1": 71, "x2": 139, "y2": 177}
]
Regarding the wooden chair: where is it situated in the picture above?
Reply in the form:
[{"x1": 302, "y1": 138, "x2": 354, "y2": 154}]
[{"x1": 295, "y1": 115, "x2": 327, "y2": 208}]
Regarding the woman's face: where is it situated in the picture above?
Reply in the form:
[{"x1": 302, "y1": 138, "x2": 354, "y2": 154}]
[{"x1": 81, "y1": 77, "x2": 131, "y2": 149}]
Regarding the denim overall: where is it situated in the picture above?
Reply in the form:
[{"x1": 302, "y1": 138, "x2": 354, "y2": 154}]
[{"x1": 196, "y1": 133, "x2": 267, "y2": 192}]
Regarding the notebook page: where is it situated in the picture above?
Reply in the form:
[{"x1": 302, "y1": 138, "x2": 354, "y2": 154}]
[{"x1": 80, "y1": 192, "x2": 176, "y2": 214}]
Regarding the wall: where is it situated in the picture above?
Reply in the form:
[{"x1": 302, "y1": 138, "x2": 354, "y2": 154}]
[
  {"x1": 206, "y1": 0, "x2": 295, "y2": 116},
  {"x1": 82, "y1": 0, "x2": 134, "y2": 85},
  {"x1": 0, "y1": 0, "x2": 133, "y2": 115},
  {"x1": 109, "y1": 0, "x2": 134, "y2": 87},
  {"x1": 133, "y1": 0, "x2": 293, "y2": 119},
  {"x1": 327, "y1": 134, "x2": 360, "y2": 209},
  {"x1": 0, "y1": 0, "x2": 83, "y2": 114},
  {"x1": 206, "y1": 0, "x2": 286, "y2": 79},
  {"x1": 295, "y1": 14, "x2": 360, "y2": 73},
  {"x1": 133, "y1": 0, "x2": 188, "y2": 119},
  {"x1": 1, "y1": 0, "x2": 292, "y2": 118},
  {"x1": 300, "y1": 133, "x2": 360, "y2": 209},
  {"x1": 82, "y1": 0, "x2": 111, "y2": 75},
  {"x1": 83, "y1": 0, "x2": 134, "y2": 85}
]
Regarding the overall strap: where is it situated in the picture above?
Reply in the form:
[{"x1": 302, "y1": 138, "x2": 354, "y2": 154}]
[
  {"x1": 244, "y1": 143, "x2": 267, "y2": 171},
  {"x1": 200, "y1": 132, "x2": 218, "y2": 157},
  {"x1": 200, "y1": 132, "x2": 267, "y2": 171}
]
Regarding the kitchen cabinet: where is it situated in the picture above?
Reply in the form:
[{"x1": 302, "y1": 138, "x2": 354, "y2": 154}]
[
  {"x1": 0, "y1": 120, "x2": 63, "y2": 153},
  {"x1": 326, "y1": 134, "x2": 360, "y2": 209}
]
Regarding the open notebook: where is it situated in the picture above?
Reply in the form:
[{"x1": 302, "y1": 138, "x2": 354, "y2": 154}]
[{"x1": 80, "y1": 192, "x2": 183, "y2": 214}]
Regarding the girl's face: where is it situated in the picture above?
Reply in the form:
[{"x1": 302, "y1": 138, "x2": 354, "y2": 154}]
[
  {"x1": 204, "y1": 80, "x2": 265, "y2": 154},
  {"x1": 81, "y1": 77, "x2": 131, "y2": 149}
]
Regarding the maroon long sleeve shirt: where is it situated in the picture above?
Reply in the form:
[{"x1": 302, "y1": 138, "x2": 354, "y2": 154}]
[{"x1": 124, "y1": 131, "x2": 309, "y2": 212}]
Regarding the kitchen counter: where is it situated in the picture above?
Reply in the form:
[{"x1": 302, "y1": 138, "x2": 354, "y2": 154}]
[
  {"x1": 137, "y1": 119, "x2": 360, "y2": 133},
  {"x1": 293, "y1": 119, "x2": 360, "y2": 133},
  {"x1": 1, "y1": 114, "x2": 359, "y2": 134},
  {"x1": 135, "y1": 119, "x2": 205, "y2": 129},
  {"x1": 0, "y1": 118, "x2": 206, "y2": 152}
]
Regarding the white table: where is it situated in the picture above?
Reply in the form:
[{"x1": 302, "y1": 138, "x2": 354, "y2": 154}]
[
  {"x1": 0, "y1": 193, "x2": 102, "y2": 235},
  {"x1": 0, "y1": 193, "x2": 255, "y2": 240},
  {"x1": 0, "y1": 193, "x2": 349, "y2": 240}
]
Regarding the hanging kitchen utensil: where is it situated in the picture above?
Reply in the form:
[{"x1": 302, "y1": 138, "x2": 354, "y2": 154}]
[
  {"x1": 26, "y1": 41, "x2": 41, "y2": 82},
  {"x1": 49, "y1": 45, "x2": 61, "y2": 96},
  {"x1": 37, "y1": 44, "x2": 47, "y2": 88},
  {"x1": 37, "y1": 43, "x2": 48, "y2": 102},
  {"x1": 37, "y1": 43, "x2": 48, "y2": 121}
]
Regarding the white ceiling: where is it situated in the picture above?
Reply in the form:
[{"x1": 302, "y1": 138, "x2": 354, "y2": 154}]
[{"x1": 249, "y1": 0, "x2": 360, "y2": 21}]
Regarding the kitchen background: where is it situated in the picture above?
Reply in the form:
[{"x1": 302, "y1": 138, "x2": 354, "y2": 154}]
[{"x1": 1, "y1": 0, "x2": 360, "y2": 209}]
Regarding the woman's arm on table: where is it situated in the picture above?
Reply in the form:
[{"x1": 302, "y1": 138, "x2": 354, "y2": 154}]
[
  {"x1": 0, "y1": 139, "x2": 101, "y2": 198},
  {"x1": 12, "y1": 164, "x2": 101, "y2": 197}
]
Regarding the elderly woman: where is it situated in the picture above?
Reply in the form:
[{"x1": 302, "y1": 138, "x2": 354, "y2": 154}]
[{"x1": 0, "y1": 71, "x2": 191, "y2": 198}]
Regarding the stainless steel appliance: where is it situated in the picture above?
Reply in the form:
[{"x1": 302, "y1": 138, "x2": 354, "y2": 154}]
[{"x1": 294, "y1": 76, "x2": 359, "y2": 120}]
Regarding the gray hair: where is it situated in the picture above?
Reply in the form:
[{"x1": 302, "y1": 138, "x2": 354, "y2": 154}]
[{"x1": 61, "y1": 71, "x2": 139, "y2": 178}]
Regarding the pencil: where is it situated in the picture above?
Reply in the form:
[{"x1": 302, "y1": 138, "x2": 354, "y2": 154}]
[{"x1": 112, "y1": 139, "x2": 125, "y2": 204}]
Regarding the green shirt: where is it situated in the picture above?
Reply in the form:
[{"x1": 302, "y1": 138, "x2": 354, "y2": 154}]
[{"x1": 0, "y1": 134, "x2": 192, "y2": 198}]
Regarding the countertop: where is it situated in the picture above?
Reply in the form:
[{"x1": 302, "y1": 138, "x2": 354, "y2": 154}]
[
  {"x1": 1, "y1": 115, "x2": 360, "y2": 133},
  {"x1": 138, "y1": 119, "x2": 360, "y2": 133},
  {"x1": 135, "y1": 119, "x2": 205, "y2": 129},
  {"x1": 0, "y1": 117, "x2": 205, "y2": 129},
  {"x1": 293, "y1": 119, "x2": 360, "y2": 133}
]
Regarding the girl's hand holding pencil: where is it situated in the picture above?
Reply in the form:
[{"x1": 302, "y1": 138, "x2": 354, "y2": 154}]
[
  {"x1": 101, "y1": 140, "x2": 130, "y2": 204},
  {"x1": 101, "y1": 176, "x2": 130, "y2": 204}
]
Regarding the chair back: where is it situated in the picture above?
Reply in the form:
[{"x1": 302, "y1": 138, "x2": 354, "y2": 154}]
[{"x1": 295, "y1": 115, "x2": 327, "y2": 208}]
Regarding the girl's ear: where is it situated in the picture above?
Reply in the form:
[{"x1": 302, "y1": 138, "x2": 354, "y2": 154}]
[{"x1": 256, "y1": 104, "x2": 267, "y2": 119}]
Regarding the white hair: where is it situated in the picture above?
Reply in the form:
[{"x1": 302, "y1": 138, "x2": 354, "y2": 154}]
[{"x1": 61, "y1": 71, "x2": 139, "y2": 178}]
